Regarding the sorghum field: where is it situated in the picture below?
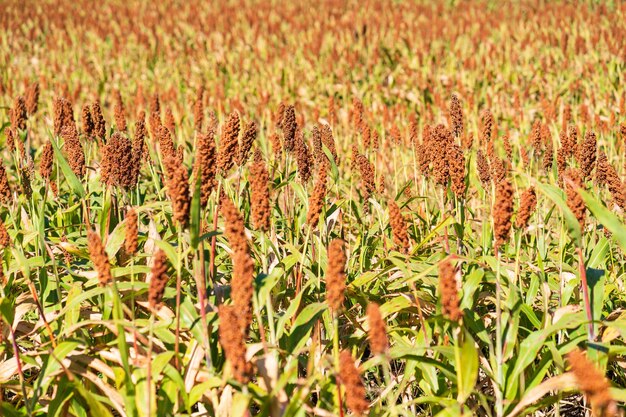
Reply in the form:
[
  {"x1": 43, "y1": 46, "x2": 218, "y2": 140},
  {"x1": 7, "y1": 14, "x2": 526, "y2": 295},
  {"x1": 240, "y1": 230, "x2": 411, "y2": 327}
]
[{"x1": 1, "y1": 1, "x2": 626, "y2": 416}]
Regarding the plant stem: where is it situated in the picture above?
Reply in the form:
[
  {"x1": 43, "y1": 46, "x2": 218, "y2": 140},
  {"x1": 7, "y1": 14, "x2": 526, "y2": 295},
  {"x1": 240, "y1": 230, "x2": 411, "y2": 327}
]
[
  {"x1": 175, "y1": 225, "x2": 183, "y2": 371},
  {"x1": 577, "y1": 246, "x2": 594, "y2": 340},
  {"x1": 495, "y1": 250, "x2": 504, "y2": 417}
]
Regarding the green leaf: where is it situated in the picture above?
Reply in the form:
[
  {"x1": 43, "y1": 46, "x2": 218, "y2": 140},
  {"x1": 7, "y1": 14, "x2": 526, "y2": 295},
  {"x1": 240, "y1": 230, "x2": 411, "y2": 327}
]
[
  {"x1": 456, "y1": 329, "x2": 478, "y2": 403},
  {"x1": 154, "y1": 239, "x2": 178, "y2": 266},
  {"x1": 0, "y1": 297, "x2": 15, "y2": 326},
  {"x1": 47, "y1": 380, "x2": 75, "y2": 417},
  {"x1": 105, "y1": 220, "x2": 127, "y2": 259},
  {"x1": 579, "y1": 188, "x2": 626, "y2": 253},
  {"x1": 231, "y1": 392, "x2": 251, "y2": 417},
  {"x1": 287, "y1": 302, "x2": 326, "y2": 352},
  {"x1": 190, "y1": 172, "x2": 202, "y2": 250},
  {"x1": 535, "y1": 182, "x2": 581, "y2": 246},
  {"x1": 49, "y1": 133, "x2": 86, "y2": 197},
  {"x1": 34, "y1": 341, "x2": 80, "y2": 400},
  {"x1": 152, "y1": 351, "x2": 176, "y2": 377},
  {"x1": 73, "y1": 383, "x2": 114, "y2": 417},
  {"x1": 505, "y1": 311, "x2": 585, "y2": 398},
  {"x1": 0, "y1": 402, "x2": 27, "y2": 417}
]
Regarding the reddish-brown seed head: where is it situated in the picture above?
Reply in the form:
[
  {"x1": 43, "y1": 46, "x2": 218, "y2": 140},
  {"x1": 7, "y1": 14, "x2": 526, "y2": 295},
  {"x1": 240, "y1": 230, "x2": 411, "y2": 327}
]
[
  {"x1": 125, "y1": 208, "x2": 138, "y2": 255},
  {"x1": 567, "y1": 349, "x2": 616, "y2": 417},
  {"x1": 92, "y1": 101, "x2": 107, "y2": 140},
  {"x1": 477, "y1": 150, "x2": 491, "y2": 186},
  {"x1": 250, "y1": 151, "x2": 271, "y2": 231},
  {"x1": 218, "y1": 305, "x2": 253, "y2": 384},
  {"x1": 563, "y1": 168, "x2": 586, "y2": 230},
  {"x1": 282, "y1": 105, "x2": 297, "y2": 152},
  {"x1": 448, "y1": 142, "x2": 466, "y2": 197},
  {"x1": 493, "y1": 178, "x2": 514, "y2": 250},
  {"x1": 366, "y1": 303, "x2": 389, "y2": 355},
  {"x1": 339, "y1": 350, "x2": 369, "y2": 416},
  {"x1": 166, "y1": 160, "x2": 191, "y2": 227},
  {"x1": 25, "y1": 82, "x2": 39, "y2": 115},
  {"x1": 194, "y1": 131, "x2": 217, "y2": 207},
  {"x1": 579, "y1": 130, "x2": 597, "y2": 181},
  {"x1": 0, "y1": 219, "x2": 11, "y2": 248},
  {"x1": 220, "y1": 195, "x2": 249, "y2": 256},
  {"x1": 87, "y1": 230, "x2": 112, "y2": 286},
  {"x1": 388, "y1": 200, "x2": 409, "y2": 254},
  {"x1": 515, "y1": 187, "x2": 537, "y2": 230},
  {"x1": 306, "y1": 172, "x2": 327, "y2": 228},
  {"x1": 326, "y1": 239, "x2": 347, "y2": 314},
  {"x1": 40, "y1": 141, "x2": 54, "y2": 180},
  {"x1": 295, "y1": 130, "x2": 313, "y2": 183},
  {"x1": 217, "y1": 112, "x2": 240, "y2": 173},
  {"x1": 113, "y1": 90, "x2": 127, "y2": 132},
  {"x1": 148, "y1": 249, "x2": 169, "y2": 309},
  {"x1": 439, "y1": 258, "x2": 462, "y2": 323},
  {"x1": 10, "y1": 96, "x2": 28, "y2": 131},
  {"x1": 450, "y1": 94, "x2": 464, "y2": 139},
  {"x1": 237, "y1": 120, "x2": 258, "y2": 166},
  {"x1": 101, "y1": 132, "x2": 135, "y2": 189},
  {"x1": 0, "y1": 161, "x2": 13, "y2": 205},
  {"x1": 193, "y1": 86, "x2": 204, "y2": 131}
]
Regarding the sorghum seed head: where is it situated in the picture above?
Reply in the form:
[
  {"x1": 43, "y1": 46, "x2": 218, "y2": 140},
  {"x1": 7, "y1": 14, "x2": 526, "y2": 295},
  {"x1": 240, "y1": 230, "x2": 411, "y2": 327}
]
[
  {"x1": 339, "y1": 350, "x2": 369, "y2": 416},
  {"x1": 366, "y1": 303, "x2": 389, "y2": 355},
  {"x1": 326, "y1": 239, "x2": 347, "y2": 314},
  {"x1": 218, "y1": 305, "x2": 253, "y2": 384},
  {"x1": 389, "y1": 200, "x2": 409, "y2": 254},
  {"x1": 87, "y1": 230, "x2": 112, "y2": 286},
  {"x1": 217, "y1": 112, "x2": 240, "y2": 173},
  {"x1": 194, "y1": 131, "x2": 217, "y2": 207},
  {"x1": 125, "y1": 208, "x2": 138, "y2": 255},
  {"x1": 450, "y1": 94, "x2": 464, "y2": 139},
  {"x1": 567, "y1": 349, "x2": 616, "y2": 417},
  {"x1": 148, "y1": 249, "x2": 169, "y2": 309},
  {"x1": 439, "y1": 257, "x2": 462, "y2": 322},
  {"x1": 493, "y1": 178, "x2": 514, "y2": 250}
]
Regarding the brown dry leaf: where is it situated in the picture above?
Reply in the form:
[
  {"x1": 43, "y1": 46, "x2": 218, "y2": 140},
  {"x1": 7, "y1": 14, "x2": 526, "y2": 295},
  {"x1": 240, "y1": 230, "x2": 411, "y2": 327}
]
[
  {"x1": 505, "y1": 373, "x2": 577, "y2": 417},
  {"x1": 143, "y1": 218, "x2": 163, "y2": 279},
  {"x1": 552, "y1": 304, "x2": 581, "y2": 325},
  {"x1": 0, "y1": 358, "x2": 36, "y2": 383},
  {"x1": 184, "y1": 342, "x2": 205, "y2": 392},
  {"x1": 217, "y1": 385, "x2": 233, "y2": 417},
  {"x1": 256, "y1": 352, "x2": 288, "y2": 416}
]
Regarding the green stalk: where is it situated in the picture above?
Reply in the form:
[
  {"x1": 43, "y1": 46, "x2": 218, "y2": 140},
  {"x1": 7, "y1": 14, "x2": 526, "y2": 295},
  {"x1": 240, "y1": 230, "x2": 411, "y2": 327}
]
[
  {"x1": 453, "y1": 328, "x2": 464, "y2": 412},
  {"x1": 261, "y1": 233, "x2": 276, "y2": 346},
  {"x1": 332, "y1": 315, "x2": 344, "y2": 417},
  {"x1": 577, "y1": 246, "x2": 594, "y2": 340},
  {"x1": 146, "y1": 313, "x2": 155, "y2": 417},
  {"x1": 174, "y1": 225, "x2": 184, "y2": 371},
  {"x1": 495, "y1": 250, "x2": 504, "y2": 417}
]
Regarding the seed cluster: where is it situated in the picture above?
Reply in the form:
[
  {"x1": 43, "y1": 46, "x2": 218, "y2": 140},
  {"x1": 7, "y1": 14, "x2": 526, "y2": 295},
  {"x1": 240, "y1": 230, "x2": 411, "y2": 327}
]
[
  {"x1": 148, "y1": 250, "x2": 169, "y2": 309},
  {"x1": 249, "y1": 151, "x2": 271, "y2": 231},
  {"x1": 388, "y1": 200, "x2": 409, "y2": 253},
  {"x1": 87, "y1": 230, "x2": 112, "y2": 286},
  {"x1": 217, "y1": 112, "x2": 240, "y2": 173},
  {"x1": 339, "y1": 350, "x2": 369, "y2": 416},
  {"x1": 439, "y1": 258, "x2": 462, "y2": 323},
  {"x1": 564, "y1": 168, "x2": 586, "y2": 229},
  {"x1": 366, "y1": 303, "x2": 388, "y2": 355},
  {"x1": 568, "y1": 349, "x2": 616, "y2": 417},
  {"x1": 515, "y1": 187, "x2": 537, "y2": 230},
  {"x1": 493, "y1": 178, "x2": 514, "y2": 249},
  {"x1": 125, "y1": 208, "x2": 138, "y2": 255},
  {"x1": 194, "y1": 131, "x2": 217, "y2": 207},
  {"x1": 326, "y1": 239, "x2": 347, "y2": 314},
  {"x1": 306, "y1": 173, "x2": 327, "y2": 228}
]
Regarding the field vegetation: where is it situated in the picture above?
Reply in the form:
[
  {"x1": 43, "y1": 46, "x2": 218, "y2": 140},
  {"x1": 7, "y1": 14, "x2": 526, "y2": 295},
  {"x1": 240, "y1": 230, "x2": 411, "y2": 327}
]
[{"x1": 1, "y1": 1, "x2": 626, "y2": 416}]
